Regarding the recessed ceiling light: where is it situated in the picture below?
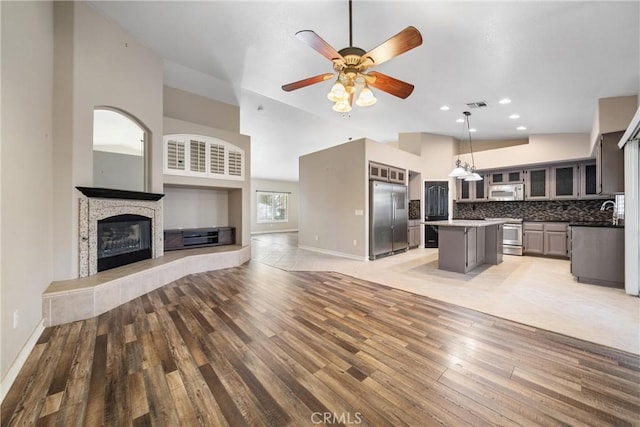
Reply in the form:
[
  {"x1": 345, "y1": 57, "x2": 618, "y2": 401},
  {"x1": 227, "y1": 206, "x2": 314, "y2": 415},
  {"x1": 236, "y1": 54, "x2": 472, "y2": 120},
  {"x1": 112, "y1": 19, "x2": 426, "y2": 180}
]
[
  {"x1": 517, "y1": 126, "x2": 527, "y2": 131},
  {"x1": 469, "y1": 128, "x2": 477, "y2": 133},
  {"x1": 456, "y1": 118, "x2": 464, "y2": 123},
  {"x1": 440, "y1": 105, "x2": 450, "y2": 111},
  {"x1": 499, "y1": 98, "x2": 511, "y2": 104},
  {"x1": 509, "y1": 114, "x2": 520, "y2": 119}
]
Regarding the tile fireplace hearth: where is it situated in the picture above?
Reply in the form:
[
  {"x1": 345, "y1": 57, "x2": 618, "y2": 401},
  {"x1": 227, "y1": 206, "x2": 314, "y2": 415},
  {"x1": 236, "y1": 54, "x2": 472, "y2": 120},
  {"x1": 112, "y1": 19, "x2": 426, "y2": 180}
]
[{"x1": 41, "y1": 187, "x2": 251, "y2": 326}]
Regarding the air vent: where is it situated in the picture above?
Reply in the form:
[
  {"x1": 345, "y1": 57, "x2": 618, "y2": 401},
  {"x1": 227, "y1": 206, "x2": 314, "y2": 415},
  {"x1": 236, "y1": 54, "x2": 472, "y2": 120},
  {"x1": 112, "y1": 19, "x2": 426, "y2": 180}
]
[{"x1": 465, "y1": 101, "x2": 488, "y2": 108}]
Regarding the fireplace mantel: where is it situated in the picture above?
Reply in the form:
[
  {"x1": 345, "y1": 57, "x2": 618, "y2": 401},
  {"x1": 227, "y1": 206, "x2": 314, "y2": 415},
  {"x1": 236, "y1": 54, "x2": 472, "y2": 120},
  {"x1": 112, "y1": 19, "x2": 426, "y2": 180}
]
[{"x1": 76, "y1": 186, "x2": 164, "y2": 201}]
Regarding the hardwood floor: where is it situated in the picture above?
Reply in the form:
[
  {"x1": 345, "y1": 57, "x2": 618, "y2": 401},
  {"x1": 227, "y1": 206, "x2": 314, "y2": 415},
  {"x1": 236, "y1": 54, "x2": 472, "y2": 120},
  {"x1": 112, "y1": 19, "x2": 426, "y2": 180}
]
[{"x1": 3, "y1": 261, "x2": 639, "y2": 426}]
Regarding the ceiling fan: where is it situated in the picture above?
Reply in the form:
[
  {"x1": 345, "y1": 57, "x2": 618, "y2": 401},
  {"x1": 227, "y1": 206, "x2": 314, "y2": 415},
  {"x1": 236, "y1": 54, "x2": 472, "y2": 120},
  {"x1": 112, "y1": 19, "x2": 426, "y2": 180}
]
[{"x1": 282, "y1": 0, "x2": 423, "y2": 112}]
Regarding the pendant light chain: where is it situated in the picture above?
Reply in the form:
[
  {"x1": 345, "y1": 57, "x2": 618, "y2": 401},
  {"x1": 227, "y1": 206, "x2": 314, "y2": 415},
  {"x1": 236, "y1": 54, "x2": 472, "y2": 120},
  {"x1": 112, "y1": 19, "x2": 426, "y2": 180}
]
[{"x1": 465, "y1": 112, "x2": 476, "y2": 169}]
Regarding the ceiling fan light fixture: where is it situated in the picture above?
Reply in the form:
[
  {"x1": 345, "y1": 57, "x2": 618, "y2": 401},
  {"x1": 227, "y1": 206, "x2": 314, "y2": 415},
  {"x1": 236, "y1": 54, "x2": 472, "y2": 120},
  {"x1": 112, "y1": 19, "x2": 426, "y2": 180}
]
[
  {"x1": 327, "y1": 81, "x2": 348, "y2": 102},
  {"x1": 356, "y1": 86, "x2": 377, "y2": 107},
  {"x1": 332, "y1": 99, "x2": 352, "y2": 113},
  {"x1": 283, "y1": 0, "x2": 422, "y2": 113}
]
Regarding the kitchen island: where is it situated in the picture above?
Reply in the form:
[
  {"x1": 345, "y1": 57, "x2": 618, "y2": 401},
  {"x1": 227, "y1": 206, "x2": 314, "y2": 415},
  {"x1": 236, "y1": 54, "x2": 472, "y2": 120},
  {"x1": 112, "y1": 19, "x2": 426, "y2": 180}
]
[{"x1": 422, "y1": 219, "x2": 507, "y2": 273}]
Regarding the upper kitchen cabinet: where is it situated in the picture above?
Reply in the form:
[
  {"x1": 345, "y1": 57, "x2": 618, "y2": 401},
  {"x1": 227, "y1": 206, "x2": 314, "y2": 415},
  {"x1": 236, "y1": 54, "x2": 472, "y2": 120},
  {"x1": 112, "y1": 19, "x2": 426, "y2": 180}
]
[
  {"x1": 579, "y1": 161, "x2": 601, "y2": 199},
  {"x1": 590, "y1": 95, "x2": 635, "y2": 194},
  {"x1": 456, "y1": 175, "x2": 488, "y2": 202},
  {"x1": 524, "y1": 167, "x2": 549, "y2": 200},
  {"x1": 488, "y1": 170, "x2": 523, "y2": 184},
  {"x1": 596, "y1": 131, "x2": 624, "y2": 194},
  {"x1": 474, "y1": 177, "x2": 487, "y2": 201},
  {"x1": 551, "y1": 165, "x2": 579, "y2": 199},
  {"x1": 369, "y1": 162, "x2": 406, "y2": 184}
]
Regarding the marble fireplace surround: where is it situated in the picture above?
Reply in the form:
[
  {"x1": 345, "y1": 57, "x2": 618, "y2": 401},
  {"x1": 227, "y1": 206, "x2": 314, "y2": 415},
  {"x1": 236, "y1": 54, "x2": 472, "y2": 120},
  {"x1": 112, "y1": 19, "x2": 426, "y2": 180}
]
[{"x1": 77, "y1": 187, "x2": 165, "y2": 277}]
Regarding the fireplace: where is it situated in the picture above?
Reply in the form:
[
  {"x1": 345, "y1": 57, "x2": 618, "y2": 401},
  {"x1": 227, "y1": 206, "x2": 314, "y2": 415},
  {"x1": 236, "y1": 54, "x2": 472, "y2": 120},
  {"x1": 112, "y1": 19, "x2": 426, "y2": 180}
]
[
  {"x1": 77, "y1": 187, "x2": 164, "y2": 277},
  {"x1": 97, "y1": 214, "x2": 152, "y2": 271}
]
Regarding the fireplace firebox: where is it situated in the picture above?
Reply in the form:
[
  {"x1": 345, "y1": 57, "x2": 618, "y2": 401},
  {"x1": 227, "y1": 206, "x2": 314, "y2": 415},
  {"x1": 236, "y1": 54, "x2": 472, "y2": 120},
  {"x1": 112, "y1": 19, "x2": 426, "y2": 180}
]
[{"x1": 97, "y1": 214, "x2": 152, "y2": 272}]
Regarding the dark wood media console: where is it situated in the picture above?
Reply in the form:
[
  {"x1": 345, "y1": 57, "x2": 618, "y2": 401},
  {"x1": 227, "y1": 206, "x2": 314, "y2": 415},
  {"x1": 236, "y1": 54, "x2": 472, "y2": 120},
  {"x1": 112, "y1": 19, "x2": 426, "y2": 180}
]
[{"x1": 164, "y1": 227, "x2": 235, "y2": 251}]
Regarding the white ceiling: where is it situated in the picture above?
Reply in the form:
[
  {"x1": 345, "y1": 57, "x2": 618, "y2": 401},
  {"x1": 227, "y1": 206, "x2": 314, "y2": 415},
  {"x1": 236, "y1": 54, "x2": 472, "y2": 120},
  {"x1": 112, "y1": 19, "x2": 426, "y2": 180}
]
[{"x1": 88, "y1": 1, "x2": 639, "y2": 181}]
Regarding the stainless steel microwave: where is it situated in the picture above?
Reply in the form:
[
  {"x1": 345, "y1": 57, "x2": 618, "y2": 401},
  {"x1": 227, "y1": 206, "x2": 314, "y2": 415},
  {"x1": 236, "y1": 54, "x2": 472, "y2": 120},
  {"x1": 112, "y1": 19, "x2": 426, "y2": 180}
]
[{"x1": 488, "y1": 183, "x2": 524, "y2": 201}]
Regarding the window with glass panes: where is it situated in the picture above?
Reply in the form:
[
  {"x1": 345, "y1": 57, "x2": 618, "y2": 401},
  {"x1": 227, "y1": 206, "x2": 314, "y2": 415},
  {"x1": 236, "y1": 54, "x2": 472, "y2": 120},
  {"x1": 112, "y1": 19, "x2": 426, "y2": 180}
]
[{"x1": 257, "y1": 191, "x2": 289, "y2": 222}]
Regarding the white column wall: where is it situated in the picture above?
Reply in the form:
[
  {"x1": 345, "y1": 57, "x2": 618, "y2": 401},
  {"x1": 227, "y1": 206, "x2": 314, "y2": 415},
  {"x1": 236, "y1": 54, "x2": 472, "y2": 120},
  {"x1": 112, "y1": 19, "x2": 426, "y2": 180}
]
[{"x1": 624, "y1": 141, "x2": 639, "y2": 295}]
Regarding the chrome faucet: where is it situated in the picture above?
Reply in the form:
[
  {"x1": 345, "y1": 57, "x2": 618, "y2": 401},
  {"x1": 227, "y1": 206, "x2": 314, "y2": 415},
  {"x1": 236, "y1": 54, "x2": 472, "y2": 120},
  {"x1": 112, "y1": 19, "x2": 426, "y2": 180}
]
[{"x1": 600, "y1": 200, "x2": 617, "y2": 225}]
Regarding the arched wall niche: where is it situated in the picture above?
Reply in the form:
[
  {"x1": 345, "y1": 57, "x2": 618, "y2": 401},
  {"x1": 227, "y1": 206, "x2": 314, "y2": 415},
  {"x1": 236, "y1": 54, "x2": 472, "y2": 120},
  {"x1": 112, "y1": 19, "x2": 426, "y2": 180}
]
[{"x1": 93, "y1": 107, "x2": 150, "y2": 192}]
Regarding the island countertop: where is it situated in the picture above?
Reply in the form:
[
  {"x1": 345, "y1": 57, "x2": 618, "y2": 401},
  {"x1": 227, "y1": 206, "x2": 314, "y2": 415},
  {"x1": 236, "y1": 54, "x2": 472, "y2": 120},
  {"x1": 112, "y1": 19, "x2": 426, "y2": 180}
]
[{"x1": 421, "y1": 219, "x2": 509, "y2": 227}]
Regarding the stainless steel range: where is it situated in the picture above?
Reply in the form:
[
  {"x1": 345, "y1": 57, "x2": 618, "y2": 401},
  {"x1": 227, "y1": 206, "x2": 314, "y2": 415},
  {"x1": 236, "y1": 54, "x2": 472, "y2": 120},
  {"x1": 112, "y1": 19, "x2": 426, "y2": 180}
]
[{"x1": 486, "y1": 218, "x2": 524, "y2": 256}]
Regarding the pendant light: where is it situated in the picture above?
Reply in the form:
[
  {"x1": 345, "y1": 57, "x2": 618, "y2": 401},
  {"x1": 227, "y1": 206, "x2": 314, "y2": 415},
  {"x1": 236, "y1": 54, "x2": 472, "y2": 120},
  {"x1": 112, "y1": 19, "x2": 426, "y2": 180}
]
[
  {"x1": 463, "y1": 111, "x2": 482, "y2": 181},
  {"x1": 448, "y1": 111, "x2": 483, "y2": 181}
]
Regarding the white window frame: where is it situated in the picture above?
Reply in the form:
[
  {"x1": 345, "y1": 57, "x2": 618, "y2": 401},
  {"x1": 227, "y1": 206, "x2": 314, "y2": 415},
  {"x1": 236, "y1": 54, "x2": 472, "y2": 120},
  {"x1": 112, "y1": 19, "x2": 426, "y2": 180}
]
[{"x1": 256, "y1": 191, "x2": 289, "y2": 223}]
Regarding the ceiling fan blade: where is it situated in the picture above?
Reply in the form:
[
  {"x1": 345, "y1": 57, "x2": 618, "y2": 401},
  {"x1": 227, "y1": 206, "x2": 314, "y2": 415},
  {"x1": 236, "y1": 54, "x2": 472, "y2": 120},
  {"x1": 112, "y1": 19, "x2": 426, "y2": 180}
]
[
  {"x1": 366, "y1": 71, "x2": 415, "y2": 99},
  {"x1": 295, "y1": 30, "x2": 345, "y2": 62},
  {"x1": 282, "y1": 73, "x2": 334, "y2": 92},
  {"x1": 361, "y1": 26, "x2": 423, "y2": 67}
]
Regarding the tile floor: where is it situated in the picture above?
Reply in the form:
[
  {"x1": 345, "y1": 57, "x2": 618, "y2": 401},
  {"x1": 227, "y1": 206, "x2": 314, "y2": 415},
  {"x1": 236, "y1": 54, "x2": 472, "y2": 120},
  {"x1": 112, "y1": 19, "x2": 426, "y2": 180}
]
[{"x1": 251, "y1": 232, "x2": 640, "y2": 355}]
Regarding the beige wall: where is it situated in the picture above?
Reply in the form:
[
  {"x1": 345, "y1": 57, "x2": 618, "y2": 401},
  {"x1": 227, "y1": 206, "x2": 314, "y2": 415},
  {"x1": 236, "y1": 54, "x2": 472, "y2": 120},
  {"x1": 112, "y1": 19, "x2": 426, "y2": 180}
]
[
  {"x1": 163, "y1": 86, "x2": 239, "y2": 133},
  {"x1": 1, "y1": 0, "x2": 54, "y2": 384},
  {"x1": 162, "y1": 115, "x2": 251, "y2": 246},
  {"x1": 299, "y1": 139, "x2": 423, "y2": 259},
  {"x1": 399, "y1": 132, "x2": 457, "y2": 216},
  {"x1": 251, "y1": 179, "x2": 299, "y2": 234},
  {"x1": 470, "y1": 133, "x2": 592, "y2": 171},
  {"x1": 399, "y1": 132, "x2": 457, "y2": 180},
  {"x1": 591, "y1": 95, "x2": 638, "y2": 152},
  {"x1": 52, "y1": 1, "x2": 164, "y2": 279},
  {"x1": 299, "y1": 140, "x2": 367, "y2": 258},
  {"x1": 163, "y1": 186, "x2": 229, "y2": 230}
]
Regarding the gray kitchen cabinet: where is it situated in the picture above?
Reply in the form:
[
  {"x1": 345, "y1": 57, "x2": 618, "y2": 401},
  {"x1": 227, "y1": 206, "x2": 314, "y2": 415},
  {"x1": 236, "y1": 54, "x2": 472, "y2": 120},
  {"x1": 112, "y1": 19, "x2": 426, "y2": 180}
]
[
  {"x1": 430, "y1": 223, "x2": 503, "y2": 273},
  {"x1": 466, "y1": 227, "x2": 478, "y2": 268},
  {"x1": 474, "y1": 177, "x2": 487, "y2": 200},
  {"x1": 369, "y1": 162, "x2": 390, "y2": 181},
  {"x1": 408, "y1": 220, "x2": 421, "y2": 248},
  {"x1": 485, "y1": 223, "x2": 503, "y2": 265},
  {"x1": 456, "y1": 175, "x2": 488, "y2": 202},
  {"x1": 580, "y1": 161, "x2": 601, "y2": 199},
  {"x1": 544, "y1": 223, "x2": 568, "y2": 257},
  {"x1": 525, "y1": 167, "x2": 549, "y2": 200},
  {"x1": 457, "y1": 179, "x2": 472, "y2": 201},
  {"x1": 597, "y1": 131, "x2": 624, "y2": 194},
  {"x1": 489, "y1": 170, "x2": 523, "y2": 184},
  {"x1": 524, "y1": 222, "x2": 568, "y2": 258},
  {"x1": 438, "y1": 226, "x2": 488, "y2": 273},
  {"x1": 551, "y1": 165, "x2": 579, "y2": 199},
  {"x1": 570, "y1": 226, "x2": 624, "y2": 286},
  {"x1": 523, "y1": 223, "x2": 544, "y2": 255}
]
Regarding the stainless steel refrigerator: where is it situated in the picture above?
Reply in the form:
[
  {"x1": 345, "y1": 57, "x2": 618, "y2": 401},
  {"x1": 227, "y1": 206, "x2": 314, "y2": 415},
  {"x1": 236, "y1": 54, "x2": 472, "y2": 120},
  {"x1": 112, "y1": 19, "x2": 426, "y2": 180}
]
[{"x1": 369, "y1": 181, "x2": 408, "y2": 260}]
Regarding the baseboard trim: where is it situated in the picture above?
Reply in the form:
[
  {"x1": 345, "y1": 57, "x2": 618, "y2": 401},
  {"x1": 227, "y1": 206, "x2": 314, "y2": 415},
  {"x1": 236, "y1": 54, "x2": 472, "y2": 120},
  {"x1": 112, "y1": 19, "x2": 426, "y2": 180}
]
[
  {"x1": 298, "y1": 245, "x2": 368, "y2": 261},
  {"x1": 251, "y1": 229, "x2": 298, "y2": 235},
  {"x1": 0, "y1": 319, "x2": 45, "y2": 404}
]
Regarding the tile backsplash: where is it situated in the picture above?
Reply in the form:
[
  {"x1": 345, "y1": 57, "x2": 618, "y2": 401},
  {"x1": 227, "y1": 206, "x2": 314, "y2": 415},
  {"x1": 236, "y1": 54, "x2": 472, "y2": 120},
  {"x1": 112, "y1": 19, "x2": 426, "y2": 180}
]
[
  {"x1": 409, "y1": 200, "x2": 421, "y2": 219},
  {"x1": 454, "y1": 199, "x2": 615, "y2": 222}
]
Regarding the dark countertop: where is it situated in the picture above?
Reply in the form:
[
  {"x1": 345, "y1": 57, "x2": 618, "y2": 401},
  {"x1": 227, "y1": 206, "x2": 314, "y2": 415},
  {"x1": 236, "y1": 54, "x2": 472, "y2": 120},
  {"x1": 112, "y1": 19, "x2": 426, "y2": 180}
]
[
  {"x1": 455, "y1": 217, "x2": 624, "y2": 228},
  {"x1": 568, "y1": 222, "x2": 624, "y2": 228}
]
